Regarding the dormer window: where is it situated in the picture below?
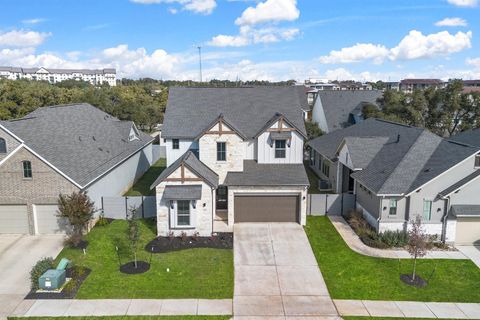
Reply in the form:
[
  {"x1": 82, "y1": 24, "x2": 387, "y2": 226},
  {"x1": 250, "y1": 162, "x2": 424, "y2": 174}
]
[
  {"x1": 0, "y1": 138, "x2": 6, "y2": 154},
  {"x1": 275, "y1": 140, "x2": 286, "y2": 158},
  {"x1": 128, "y1": 125, "x2": 139, "y2": 141}
]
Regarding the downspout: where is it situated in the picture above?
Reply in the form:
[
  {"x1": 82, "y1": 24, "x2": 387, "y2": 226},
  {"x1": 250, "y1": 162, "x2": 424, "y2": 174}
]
[
  {"x1": 378, "y1": 196, "x2": 384, "y2": 232},
  {"x1": 441, "y1": 196, "x2": 451, "y2": 243},
  {"x1": 211, "y1": 187, "x2": 215, "y2": 235}
]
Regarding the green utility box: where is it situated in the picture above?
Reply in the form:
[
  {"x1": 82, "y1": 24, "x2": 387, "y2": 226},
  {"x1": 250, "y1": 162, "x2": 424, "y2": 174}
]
[{"x1": 39, "y1": 269, "x2": 66, "y2": 290}]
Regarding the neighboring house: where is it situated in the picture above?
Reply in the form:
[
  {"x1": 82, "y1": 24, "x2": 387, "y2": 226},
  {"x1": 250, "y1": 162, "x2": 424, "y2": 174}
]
[
  {"x1": 0, "y1": 66, "x2": 117, "y2": 86},
  {"x1": 308, "y1": 118, "x2": 480, "y2": 245},
  {"x1": 399, "y1": 79, "x2": 445, "y2": 93},
  {"x1": 0, "y1": 103, "x2": 154, "y2": 235},
  {"x1": 311, "y1": 90, "x2": 382, "y2": 133},
  {"x1": 151, "y1": 87, "x2": 310, "y2": 237}
]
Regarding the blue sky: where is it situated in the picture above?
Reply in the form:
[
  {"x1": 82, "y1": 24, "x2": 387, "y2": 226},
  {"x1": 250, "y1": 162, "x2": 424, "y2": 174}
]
[{"x1": 0, "y1": 0, "x2": 479, "y2": 81}]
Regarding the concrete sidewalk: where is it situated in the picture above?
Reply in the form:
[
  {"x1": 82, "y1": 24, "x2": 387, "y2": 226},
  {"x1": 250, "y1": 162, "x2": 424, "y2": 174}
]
[
  {"x1": 329, "y1": 216, "x2": 467, "y2": 260},
  {"x1": 11, "y1": 299, "x2": 232, "y2": 317},
  {"x1": 334, "y1": 299, "x2": 480, "y2": 319}
]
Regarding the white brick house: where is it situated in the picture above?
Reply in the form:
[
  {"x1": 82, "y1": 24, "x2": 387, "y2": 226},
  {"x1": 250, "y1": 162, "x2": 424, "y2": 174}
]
[{"x1": 151, "y1": 87, "x2": 310, "y2": 236}]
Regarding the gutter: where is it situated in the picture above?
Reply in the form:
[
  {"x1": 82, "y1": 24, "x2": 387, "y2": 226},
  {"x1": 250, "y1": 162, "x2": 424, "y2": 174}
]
[{"x1": 440, "y1": 196, "x2": 451, "y2": 243}]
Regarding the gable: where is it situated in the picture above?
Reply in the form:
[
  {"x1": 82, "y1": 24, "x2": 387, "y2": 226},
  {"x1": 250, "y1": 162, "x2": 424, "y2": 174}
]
[{"x1": 0, "y1": 125, "x2": 22, "y2": 163}]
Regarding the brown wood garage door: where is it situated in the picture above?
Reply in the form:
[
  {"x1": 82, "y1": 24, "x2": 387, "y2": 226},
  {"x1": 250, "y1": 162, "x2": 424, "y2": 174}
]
[{"x1": 234, "y1": 195, "x2": 299, "y2": 223}]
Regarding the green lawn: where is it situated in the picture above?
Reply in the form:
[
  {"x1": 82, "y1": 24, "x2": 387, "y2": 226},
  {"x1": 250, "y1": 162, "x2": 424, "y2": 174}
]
[
  {"x1": 9, "y1": 317, "x2": 230, "y2": 320},
  {"x1": 56, "y1": 219, "x2": 233, "y2": 299},
  {"x1": 124, "y1": 158, "x2": 166, "y2": 196},
  {"x1": 305, "y1": 216, "x2": 480, "y2": 302}
]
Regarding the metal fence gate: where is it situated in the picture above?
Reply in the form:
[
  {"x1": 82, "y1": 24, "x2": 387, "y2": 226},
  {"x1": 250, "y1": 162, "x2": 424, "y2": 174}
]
[{"x1": 101, "y1": 196, "x2": 156, "y2": 219}]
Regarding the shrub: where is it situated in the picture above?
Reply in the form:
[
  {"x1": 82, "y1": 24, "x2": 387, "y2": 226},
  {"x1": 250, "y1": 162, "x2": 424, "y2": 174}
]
[
  {"x1": 96, "y1": 212, "x2": 109, "y2": 227},
  {"x1": 347, "y1": 210, "x2": 375, "y2": 238},
  {"x1": 30, "y1": 257, "x2": 54, "y2": 290},
  {"x1": 378, "y1": 230, "x2": 409, "y2": 247},
  {"x1": 62, "y1": 278, "x2": 77, "y2": 295}
]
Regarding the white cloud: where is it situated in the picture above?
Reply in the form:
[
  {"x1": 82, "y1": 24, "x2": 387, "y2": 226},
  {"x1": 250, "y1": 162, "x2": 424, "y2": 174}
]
[
  {"x1": 435, "y1": 17, "x2": 467, "y2": 27},
  {"x1": 235, "y1": 0, "x2": 299, "y2": 25},
  {"x1": 208, "y1": 26, "x2": 299, "y2": 47},
  {"x1": 319, "y1": 30, "x2": 472, "y2": 64},
  {"x1": 390, "y1": 30, "x2": 472, "y2": 60},
  {"x1": 447, "y1": 0, "x2": 477, "y2": 7},
  {"x1": 319, "y1": 43, "x2": 389, "y2": 64},
  {"x1": 21, "y1": 18, "x2": 47, "y2": 25},
  {"x1": 130, "y1": 0, "x2": 216, "y2": 14},
  {"x1": 466, "y1": 57, "x2": 480, "y2": 68},
  {"x1": 0, "y1": 30, "x2": 51, "y2": 48}
]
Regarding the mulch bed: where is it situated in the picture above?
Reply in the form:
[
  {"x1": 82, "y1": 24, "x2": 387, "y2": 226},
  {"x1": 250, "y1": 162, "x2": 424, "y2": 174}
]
[
  {"x1": 120, "y1": 261, "x2": 150, "y2": 274},
  {"x1": 400, "y1": 274, "x2": 428, "y2": 288},
  {"x1": 145, "y1": 232, "x2": 233, "y2": 253},
  {"x1": 68, "y1": 240, "x2": 89, "y2": 250},
  {"x1": 25, "y1": 266, "x2": 91, "y2": 299}
]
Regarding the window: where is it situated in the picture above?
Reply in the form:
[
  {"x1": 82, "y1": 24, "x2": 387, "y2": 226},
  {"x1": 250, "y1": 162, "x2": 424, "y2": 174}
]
[
  {"x1": 22, "y1": 161, "x2": 32, "y2": 179},
  {"x1": 217, "y1": 142, "x2": 226, "y2": 161},
  {"x1": 0, "y1": 138, "x2": 6, "y2": 154},
  {"x1": 389, "y1": 199, "x2": 397, "y2": 216},
  {"x1": 423, "y1": 200, "x2": 432, "y2": 221},
  {"x1": 275, "y1": 139, "x2": 286, "y2": 158},
  {"x1": 321, "y1": 160, "x2": 330, "y2": 177},
  {"x1": 176, "y1": 200, "x2": 190, "y2": 226},
  {"x1": 172, "y1": 139, "x2": 179, "y2": 150},
  {"x1": 475, "y1": 154, "x2": 480, "y2": 168}
]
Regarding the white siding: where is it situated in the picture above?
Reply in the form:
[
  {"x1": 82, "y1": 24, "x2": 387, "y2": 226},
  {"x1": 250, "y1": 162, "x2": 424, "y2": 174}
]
[
  {"x1": 311, "y1": 97, "x2": 329, "y2": 133},
  {"x1": 245, "y1": 140, "x2": 256, "y2": 160},
  {"x1": 257, "y1": 121, "x2": 304, "y2": 164},
  {"x1": 86, "y1": 144, "x2": 153, "y2": 210},
  {"x1": 166, "y1": 139, "x2": 195, "y2": 166},
  {"x1": 337, "y1": 144, "x2": 355, "y2": 169}
]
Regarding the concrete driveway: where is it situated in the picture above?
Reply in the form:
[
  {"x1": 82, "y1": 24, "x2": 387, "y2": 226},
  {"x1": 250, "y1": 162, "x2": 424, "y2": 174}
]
[
  {"x1": 233, "y1": 223, "x2": 339, "y2": 319},
  {"x1": 0, "y1": 234, "x2": 64, "y2": 318},
  {"x1": 457, "y1": 246, "x2": 480, "y2": 268}
]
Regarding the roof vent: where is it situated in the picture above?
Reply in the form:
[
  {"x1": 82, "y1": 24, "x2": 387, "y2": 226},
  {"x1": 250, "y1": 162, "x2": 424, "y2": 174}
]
[
  {"x1": 424, "y1": 168, "x2": 431, "y2": 172},
  {"x1": 92, "y1": 136, "x2": 96, "y2": 141},
  {"x1": 396, "y1": 134, "x2": 400, "y2": 143},
  {"x1": 78, "y1": 136, "x2": 82, "y2": 141},
  {"x1": 98, "y1": 147, "x2": 103, "y2": 152}
]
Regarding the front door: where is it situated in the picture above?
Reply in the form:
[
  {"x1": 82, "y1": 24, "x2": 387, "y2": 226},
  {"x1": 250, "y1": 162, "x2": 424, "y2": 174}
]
[{"x1": 216, "y1": 186, "x2": 228, "y2": 210}]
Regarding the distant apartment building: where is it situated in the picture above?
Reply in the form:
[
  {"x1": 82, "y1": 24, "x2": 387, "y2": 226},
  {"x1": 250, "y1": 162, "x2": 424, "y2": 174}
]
[
  {"x1": 463, "y1": 80, "x2": 480, "y2": 87},
  {"x1": 0, "y1": 66, "x2": 117, "y2": 86},
  {"x1": 304, "y1": 79, "x2": 372, "y2": 91},
  {"x1": 399, "y1": 79, "x2": 445, "y2": 93},
  {"x1": 384, "y1": 81, "x2": 400, "y2": 91}
]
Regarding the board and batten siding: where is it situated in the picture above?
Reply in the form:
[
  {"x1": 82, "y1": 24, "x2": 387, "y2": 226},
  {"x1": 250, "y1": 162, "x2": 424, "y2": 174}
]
[
  {"x1": 165, "y1": 139, "x2": 196, "y2": 166},
  {"x1": 257, "y1": 121, "x2": 304, "y2": 164}
]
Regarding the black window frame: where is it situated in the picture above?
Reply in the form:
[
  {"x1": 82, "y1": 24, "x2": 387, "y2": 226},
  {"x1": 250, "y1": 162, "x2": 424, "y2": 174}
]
[
  {"x1": 22, "y1": 160, "x2": 32, "y2": 179},
  {"x1": 275, "y1": 139, "x2": 286, "y2": 159},
  {"x1": 217, "y1": 142, "x2": 226, "y2": 161},
  {"x1": 172, "y1": 139, "x2": 180, "y2": 150},
  {"x1": 0, "y1": 138, "x2": 6, "y2": 154}
]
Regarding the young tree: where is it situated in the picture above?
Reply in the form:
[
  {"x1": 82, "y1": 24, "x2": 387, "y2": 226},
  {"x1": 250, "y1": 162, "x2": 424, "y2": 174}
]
[
  {"x1": 57, "y1": 191, "x2": 96, "y2": 246},
  {"x1": 126, "y1": 207, "x2": 140, "y2": 268},
  {"x1": 305, "y1": 121, "x2": 323, "y2": 140},
  {"x1": 407, "y1": 216, "x2": 429, "y2": 281}
]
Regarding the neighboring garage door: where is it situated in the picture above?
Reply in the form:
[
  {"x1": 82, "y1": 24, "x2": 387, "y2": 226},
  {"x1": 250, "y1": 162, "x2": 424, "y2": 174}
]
[
  {"x1": 234, "y1": 195, "x2": 299, "y2": 223},
  {"x1": 35, "y1": 205, "x2": 71, "y2": 234},
  {"x1": 0, "y1": 205, "x2": 29, "y2": 234},
  {"x1": 456, "y1": 217, "x2": 480, "y2": 245}
]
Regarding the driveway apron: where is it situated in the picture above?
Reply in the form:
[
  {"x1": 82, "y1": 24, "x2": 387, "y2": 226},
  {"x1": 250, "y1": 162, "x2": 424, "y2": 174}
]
[{"x1": 233, "y1": 223, "x2": 339, "y2": 319}]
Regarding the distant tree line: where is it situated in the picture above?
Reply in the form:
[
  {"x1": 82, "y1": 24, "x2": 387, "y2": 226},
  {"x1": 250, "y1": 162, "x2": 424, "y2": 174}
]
[{"x1": 363, "y1": 80, "x2": 480, "y2": 137}]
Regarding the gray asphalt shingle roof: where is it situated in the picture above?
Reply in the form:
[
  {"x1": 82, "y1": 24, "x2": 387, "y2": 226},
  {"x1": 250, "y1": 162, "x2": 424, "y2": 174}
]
[
  {"x1": 317, "y1": 90, "x2": 382, "y2": 132},
  {"x1": 308, "y1": 118, "x2": 480, "y2": 195},
  {"x1": 224, "y1": 160, "x2": 309, "y2": 186},
  {"x1": 437, "y1": 169, "x2": 480, "y2": 199},
  {"x1": 450, "y1": 128, "x2": 480, "y2": 147},
  {"x1": 163, "y1": 185, "x2": 202, "y2": 200},
  {"x1": 162, "y1": 86, "x2": 307, "y2": 139},
  {"x1": 450, "y1": 205, "x2": 480, "y2": 217},
  {"x1": 1, "y1": 103, "x2": 152, "y2": 187},
  {"x1": 342, "y1": 136, "x2": 389, "y2": 169},
  {"x1": 150, "y1": 151, "x2": 219, "y2": 189}
]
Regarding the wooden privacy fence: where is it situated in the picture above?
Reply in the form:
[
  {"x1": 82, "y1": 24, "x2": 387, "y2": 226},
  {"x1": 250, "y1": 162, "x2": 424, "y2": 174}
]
[
  {"x1": 101, "y1": 196, "x2": 156, "y2": 219},
  {"x1": 307, "y1": 193, "x2": 356, "y2": 216}
]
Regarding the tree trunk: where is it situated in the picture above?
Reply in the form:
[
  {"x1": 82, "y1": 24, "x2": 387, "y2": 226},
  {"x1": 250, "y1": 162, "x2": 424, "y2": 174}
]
[
  {"x1": 134, "y1": 252, "x2": 137, "y2": 268},
  {"x1": 412, "y1": 256, "x2": 417, "y2": 281}
]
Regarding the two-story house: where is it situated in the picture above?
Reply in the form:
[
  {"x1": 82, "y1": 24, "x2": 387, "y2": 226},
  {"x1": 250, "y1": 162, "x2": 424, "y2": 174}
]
[
  {"x1": 151, "y1": 87, "x2": 310, "y2": 236},
  {"x1": 308, "y1": 118, "x2": 480, "y2": 245}
]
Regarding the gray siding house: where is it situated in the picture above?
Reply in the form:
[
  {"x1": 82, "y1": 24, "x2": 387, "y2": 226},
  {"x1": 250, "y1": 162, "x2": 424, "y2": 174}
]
[
  {"x1": 0, "y1": 103, "x2": 154, "y2": 235},
  {"x1": 151, "y1": 87, "x2": 310, "y2": 236},
  {"x1": 308, "y1": 118, "x2": 480, "y2": 245},
  {"x1": 311, "y1": 90, "x2": 382, "y2": 133}
]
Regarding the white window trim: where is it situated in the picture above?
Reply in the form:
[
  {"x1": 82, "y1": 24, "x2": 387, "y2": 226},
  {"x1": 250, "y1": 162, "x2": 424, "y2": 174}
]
[{"x1": 169, "y1": 200, "x2": 196, "y2": 229}]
